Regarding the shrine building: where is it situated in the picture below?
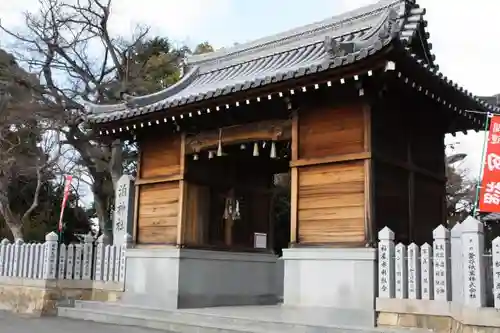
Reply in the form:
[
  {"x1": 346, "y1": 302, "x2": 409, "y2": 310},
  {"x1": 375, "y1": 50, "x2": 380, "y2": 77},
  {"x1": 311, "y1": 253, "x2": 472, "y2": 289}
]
[{"x1": 84, "y1": 0, "x2": 499, "y2": 321}]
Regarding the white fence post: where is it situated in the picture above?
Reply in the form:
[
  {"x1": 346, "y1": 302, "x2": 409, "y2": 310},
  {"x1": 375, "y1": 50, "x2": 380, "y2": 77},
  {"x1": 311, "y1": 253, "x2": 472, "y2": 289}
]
[
  {"x1": 109, "y1": 245, "x2": 116, "y2": 281},
  {"x1": 19, "y1": 242, "x2": 26, "y2": 277},
  {"x1": 492, "y1": 237, "x2": 500, "y2": 309},
  {"x1": 433, "y1": 225, "x2": 451, "y2": 301},
  {"x1": 119, "y1": 233, "x2": 132, "y2": 282},
  {"x1": 12, "y1": 239, "x2": 23, "y2": 277},
  {"x1": 461, "y1": 216, "x2": 485, "y2": 307},
  {"x1": 395, "y1": 243, "x2": 407, "y2": 299},
  {"x1": 66, "y1": 244, "x2": 75, "y2": 280},
  {"x1": 94, "y1": 235, "x2": 104, "y2": 281},
  {"x1": 103, "y1": 245, "x2": 111, "y2": 281},
  {"x1": 27, "y1": 244, "x2": 35, "y2": 279},
  {"x1": 451, "y1": 222, "x2": 464, "y2": 303},
  {"x1": 58, "y1": 244, "x2": 67, "y2": 279},
  {"x1": 34, "y1": 243, "x2": 43, "y2": 279},
  {"x1": 82, "y1": 234, "x2": 94, "y2": 280},
  {"x1": 408, "y1": 243, "x2": 421, "y2": 299},
  {"x1": 421, "y1": 243, "x2": 434, "y2": 300},
  {"x1": 43, "y1": 232, "x2": 58, "y2": 280},
  {"x1": 378, "y1": 227, "x2": 395, "y2": 298},
  {"x1": 74, "y1": 244, "x2": 82, "y2": 280},
  {"x1": 7, "y1": 243, "x2": 13, "y2": 276},
  {"x1": 113, "y1": 246, "x2": 120, "y2": 282},
  {"x1": 0, "y1": 239, "x2": 9, "y2": 276}
]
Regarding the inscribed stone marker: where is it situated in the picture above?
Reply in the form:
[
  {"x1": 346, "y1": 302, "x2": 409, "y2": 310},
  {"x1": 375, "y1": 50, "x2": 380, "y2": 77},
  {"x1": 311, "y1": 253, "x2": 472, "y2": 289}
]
[
  {"x1": 461, "y1": 216, "x2": 485, "y2": 307},
  {"x1": 113, "y1": 175, "x2": 135, "y2": 246}
]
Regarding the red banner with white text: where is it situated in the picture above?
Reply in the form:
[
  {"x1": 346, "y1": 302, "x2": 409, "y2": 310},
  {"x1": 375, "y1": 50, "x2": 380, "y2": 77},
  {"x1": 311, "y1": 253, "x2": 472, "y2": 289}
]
[
  {"x1": 479, "y1": 116, "x2": 500, "y2": 213},
  {"x1": 58, "y1": 175, "x2": 73, "y2": 232}
]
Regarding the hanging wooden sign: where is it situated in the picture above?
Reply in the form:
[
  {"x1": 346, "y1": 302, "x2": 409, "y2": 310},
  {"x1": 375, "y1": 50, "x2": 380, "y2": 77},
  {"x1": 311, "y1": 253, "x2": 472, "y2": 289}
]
[{"x1": 479, "y1": 115, "x2": 500, "y2": 213}]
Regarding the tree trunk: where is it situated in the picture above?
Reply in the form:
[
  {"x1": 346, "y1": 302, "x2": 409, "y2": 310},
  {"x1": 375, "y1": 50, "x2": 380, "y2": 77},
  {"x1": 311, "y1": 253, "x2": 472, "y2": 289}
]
[
  {"x1": 5, "y1": 219, "x2": 23, "y2": 241},
  {"x1": 93, "y1": 183, "x2": 113, "y2": 242},
  {"x1": 0, "y1": 202, "x2": 23, "y2": 241},
  {"x1": 0, "y1": 179, "x2": 24, "y2": 241}
]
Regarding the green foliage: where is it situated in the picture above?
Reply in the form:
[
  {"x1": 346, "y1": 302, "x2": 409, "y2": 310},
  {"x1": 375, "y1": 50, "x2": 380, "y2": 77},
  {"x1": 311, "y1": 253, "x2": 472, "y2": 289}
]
[{"x1": 122, "y1": 38, "x2": 215, "y2": 96}]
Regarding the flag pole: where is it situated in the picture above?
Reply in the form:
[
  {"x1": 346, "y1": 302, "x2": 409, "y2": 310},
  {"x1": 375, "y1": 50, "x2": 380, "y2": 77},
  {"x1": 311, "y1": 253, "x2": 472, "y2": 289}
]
[{"x1": 472, "y1": 113, "x2": 492, "y2": 217}]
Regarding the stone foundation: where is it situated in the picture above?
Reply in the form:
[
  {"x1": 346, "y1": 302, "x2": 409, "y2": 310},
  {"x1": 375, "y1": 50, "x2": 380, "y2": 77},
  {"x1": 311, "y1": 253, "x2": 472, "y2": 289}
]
[
  {"x1": 282, "y1": 247, "x2": 377, "y2": 326},
  {"x1": 377, "y1": 298, "x2": 500, "y2": 333},
  {"x1": 122, "y1": 248, "x2": 279, "y2": 309},
  {"x1": 0, "y1": 277, "x2": 123, "y2": 316}
]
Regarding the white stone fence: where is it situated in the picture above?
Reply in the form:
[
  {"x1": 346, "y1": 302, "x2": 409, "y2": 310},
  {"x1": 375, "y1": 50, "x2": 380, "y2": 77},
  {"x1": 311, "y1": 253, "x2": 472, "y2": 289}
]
[
  {"x1": 0, "y1": 232, "x2": 131, "y2": 282},
  {"x1": 377, "y1": 216, "x2": 499, "y2": 308}
]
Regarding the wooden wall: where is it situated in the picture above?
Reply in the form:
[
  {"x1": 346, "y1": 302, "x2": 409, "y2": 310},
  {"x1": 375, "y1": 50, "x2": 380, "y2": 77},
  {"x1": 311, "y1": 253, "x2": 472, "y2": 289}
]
[
  {"x1": 292, "y1": 103, "x2": 371, "y2": 246},
  {"x1": 134, "y1": 133, "x2": 184, "y2": 245},
  {"x1": 371, "y1": 92, "x2": 446, "y2": 245}
]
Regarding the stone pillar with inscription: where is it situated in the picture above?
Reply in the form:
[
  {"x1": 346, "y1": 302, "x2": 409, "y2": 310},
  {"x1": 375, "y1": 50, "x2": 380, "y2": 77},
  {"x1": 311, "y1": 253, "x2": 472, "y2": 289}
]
[
  {"x1": 461, "y1": 216, "x2": 485, "y2": 307},
  {"x1": 119, "y1": 233, "x2": 132, "y2": 282},
  {"x1": 420, "y1": 243, "x2": 433, "y2": 300},
  {"x1": 82, "y1": 234, "x2": 94, "y2": 280},
  {"x1": 451, "y1": 222, "x2": 464, "y2": 303},
  {"x1": 492, "y1": 236, "x2": 500, "y2": 309},
  {"x1": 395, "y1": 243, "x2": 407, "y2": 299},
  {"x1": 433, "y1": 225, "x2": 451, "y2": 301},
  {"x1": 43, "y1": 232, "x2": 58, "y2": 280},
  {"x1": 407, "y1": 243, "x2": 421, "y2": 299},
  {"x1": 113, "y1": 175, "x2": 135, "y2": 246},
  {"x1": 378, "y1": 227, "x2": 395, "y2": 298}
]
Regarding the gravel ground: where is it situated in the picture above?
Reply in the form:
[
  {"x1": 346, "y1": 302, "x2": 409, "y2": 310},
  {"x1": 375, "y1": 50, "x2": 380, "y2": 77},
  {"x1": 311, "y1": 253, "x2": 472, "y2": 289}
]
[{"x1": 0, "y1": 311, "x2": 172, "y2": 333}]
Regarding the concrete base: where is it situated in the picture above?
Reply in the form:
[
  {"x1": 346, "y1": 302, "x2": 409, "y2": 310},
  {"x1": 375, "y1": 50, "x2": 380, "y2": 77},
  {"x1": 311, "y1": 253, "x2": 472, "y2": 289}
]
[
  {"x1": 122, "y1": 248, "x2": 279, "y2": 309},
  {"x1": 282, "y1": 248, "x2": 377, "y2": 325}
]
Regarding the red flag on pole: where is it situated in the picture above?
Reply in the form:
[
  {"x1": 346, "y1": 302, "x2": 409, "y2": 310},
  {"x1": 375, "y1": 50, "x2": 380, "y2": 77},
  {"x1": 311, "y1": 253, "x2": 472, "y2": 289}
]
[
  {"x1": 479, "y1": 116, "x2": 500, "y2": 213},
  {"x1": 58, "y1": 175, "x2": 73, "y2": 232}
]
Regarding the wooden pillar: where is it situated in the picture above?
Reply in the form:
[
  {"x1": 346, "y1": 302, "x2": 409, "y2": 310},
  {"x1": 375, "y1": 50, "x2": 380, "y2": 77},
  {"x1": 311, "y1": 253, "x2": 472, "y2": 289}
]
[
  {"x1": 363, "y1": 105, "x2": 374, "y2": 246},
  {"x1": 132, "y1": 149, "x2": 142, "y2": 243},
  {"x1": 177, "y1": 133, "x2": 187, "y2": 246},
  {"x1": 290, "y1": 111, "x2": 299, "y2": 245}
]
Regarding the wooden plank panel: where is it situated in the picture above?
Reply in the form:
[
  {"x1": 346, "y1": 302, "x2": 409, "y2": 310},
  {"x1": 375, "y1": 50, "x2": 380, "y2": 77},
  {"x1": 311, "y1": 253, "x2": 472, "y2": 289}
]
[
  {"x1": 137, "y1": 182, "x2": 179, "y2": 244},
  {"x1": 298, "y1": 104, "x2": 365, "y2": 159},
  {"x1": 137, "y1": 226, "x2": 178, "y2": 244},
  {"x1": 297, "y1": 161, "x2": 365, "y2": 244},
  {"x1": 140, "y1": 134, "x2": 181, "y2": 179},
  {"x1": 183, "y1": 182, "x2": 210, "y2": 245}
]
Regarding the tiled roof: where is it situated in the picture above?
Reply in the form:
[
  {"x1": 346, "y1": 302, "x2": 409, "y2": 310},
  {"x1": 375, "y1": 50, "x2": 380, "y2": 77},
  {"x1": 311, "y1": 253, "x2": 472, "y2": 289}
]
[
  {"x1": 85, "y1": 0, "x2": 498, "y2": 124},
  {"x1": 479, "y1": 94, "x2": 500, "y2": 106}
]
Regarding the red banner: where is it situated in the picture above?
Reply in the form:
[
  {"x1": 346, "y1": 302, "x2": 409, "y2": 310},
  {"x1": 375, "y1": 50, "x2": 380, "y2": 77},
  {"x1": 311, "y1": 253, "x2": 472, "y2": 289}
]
[
  {"x1": 479, "y1": 116, "x2": 500, "y2": 212},
  {"x1": 58, "y1": 175, "x2": 73, "y2": 232}
]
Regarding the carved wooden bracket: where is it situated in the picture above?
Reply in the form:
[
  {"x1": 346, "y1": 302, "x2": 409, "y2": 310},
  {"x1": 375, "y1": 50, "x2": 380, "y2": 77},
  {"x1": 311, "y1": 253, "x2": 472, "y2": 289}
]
[{"x1": 185, "y1": 119, "x2": 292, "y2": 154}]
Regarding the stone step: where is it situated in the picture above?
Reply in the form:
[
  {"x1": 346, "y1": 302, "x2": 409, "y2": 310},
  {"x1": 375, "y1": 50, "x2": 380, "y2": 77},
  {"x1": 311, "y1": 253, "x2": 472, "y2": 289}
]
[
  {"x1": 60, "y1": 301, "x2": 432, "y2": 333},
  {"x1": 72, "y1": 301, "x2": 380, "y2": 332},
  {"x1": 58, "y1": 307, "x2": 258, "y2": 333}
]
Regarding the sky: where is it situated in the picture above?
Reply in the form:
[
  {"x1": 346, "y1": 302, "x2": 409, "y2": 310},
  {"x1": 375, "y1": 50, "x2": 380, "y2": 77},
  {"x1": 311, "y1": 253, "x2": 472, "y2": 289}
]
[{"x1": 0, "y1": 0, "x2": 499, "y2": 181}]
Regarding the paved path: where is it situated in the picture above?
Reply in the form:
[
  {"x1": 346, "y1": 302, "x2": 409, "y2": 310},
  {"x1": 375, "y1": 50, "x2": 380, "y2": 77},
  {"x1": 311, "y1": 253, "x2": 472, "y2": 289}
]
[{"x1": 1, "y1": 311, "x2": 171, "y2": 333}]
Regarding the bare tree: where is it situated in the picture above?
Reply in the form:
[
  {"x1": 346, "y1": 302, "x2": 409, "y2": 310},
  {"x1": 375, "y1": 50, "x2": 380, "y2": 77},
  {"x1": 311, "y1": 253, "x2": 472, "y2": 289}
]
[
  {"x1": 1, "y1": 0, "x2": 212, "y2": 239},
  {"x1": 0, "y1": 49, "x2": 61, "y2": 239},
  {"x1": 0, "y1": 0, "x2": 152, "y2": 238}
]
